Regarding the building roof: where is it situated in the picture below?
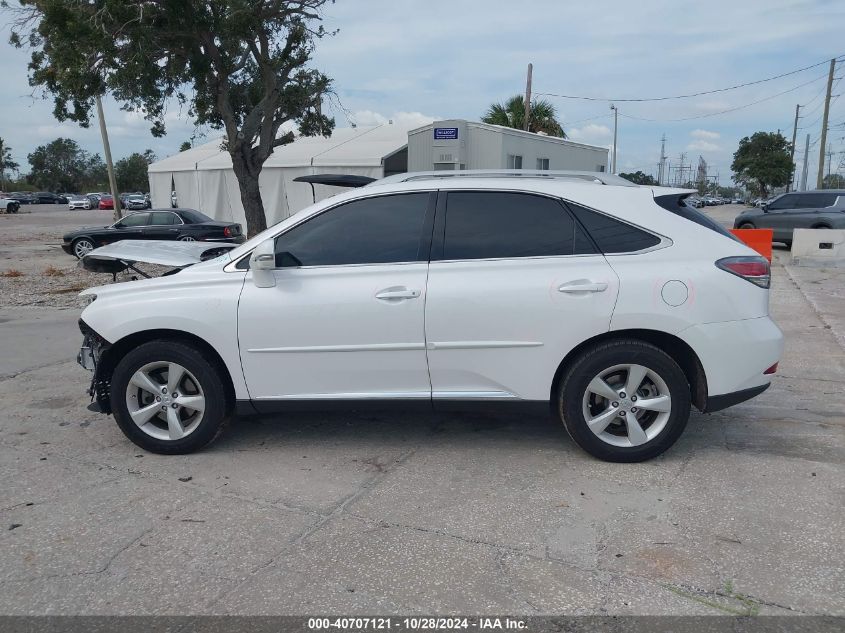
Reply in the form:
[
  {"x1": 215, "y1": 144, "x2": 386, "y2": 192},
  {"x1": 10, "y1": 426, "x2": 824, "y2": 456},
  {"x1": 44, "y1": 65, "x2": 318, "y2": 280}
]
[{"x1": 148, "y1": 124, "x2": 411, "y2": 173}]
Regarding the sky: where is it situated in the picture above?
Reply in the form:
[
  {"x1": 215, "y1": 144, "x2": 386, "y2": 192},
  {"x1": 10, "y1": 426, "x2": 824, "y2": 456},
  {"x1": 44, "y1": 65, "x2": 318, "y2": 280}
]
[{"x1": 1, "y1": 0, "x2": 844, "y2": 185}]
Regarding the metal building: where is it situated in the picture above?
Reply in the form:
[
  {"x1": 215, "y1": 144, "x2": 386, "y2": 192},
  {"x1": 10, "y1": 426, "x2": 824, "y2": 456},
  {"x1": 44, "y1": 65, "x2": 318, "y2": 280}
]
[{"x1": 408, "y1": 119, "x2": 609, "y2": 173}]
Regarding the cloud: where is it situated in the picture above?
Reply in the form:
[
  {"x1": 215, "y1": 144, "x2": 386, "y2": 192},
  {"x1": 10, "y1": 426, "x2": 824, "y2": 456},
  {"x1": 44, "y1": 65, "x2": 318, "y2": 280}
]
[
  {"x1": 691, "y1": 129, "x2": 720, "y2": 140},
  {"x1": 349, "y1": 110, "x2": 436, "y2": 129},
  {"x1": 687, "y1": 140, "x2": 720, "y2": 152},
  {"x1": 567, "y1": 123, "x2": 612, "y2": 142}
]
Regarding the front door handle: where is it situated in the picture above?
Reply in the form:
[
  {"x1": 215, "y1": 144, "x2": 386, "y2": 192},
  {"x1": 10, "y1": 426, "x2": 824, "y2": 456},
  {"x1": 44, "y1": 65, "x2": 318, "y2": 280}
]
[
  {"x1": 375, "y1": 287, "x2": 421, "y2": 300},
  {"x1": 558, "y1": 281, "x2": 608, "y2": 293}
]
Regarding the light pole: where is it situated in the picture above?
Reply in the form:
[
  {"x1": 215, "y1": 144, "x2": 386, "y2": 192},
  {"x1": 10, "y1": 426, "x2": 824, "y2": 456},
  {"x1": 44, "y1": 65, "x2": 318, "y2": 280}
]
[{"x1": 610, "y1": 104, "x2": 618, "y2": 174}]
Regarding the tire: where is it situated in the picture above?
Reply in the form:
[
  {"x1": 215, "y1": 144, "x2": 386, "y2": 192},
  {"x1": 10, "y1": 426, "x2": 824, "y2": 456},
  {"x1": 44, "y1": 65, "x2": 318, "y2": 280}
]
[
  {"x1": 110, "y1": 340, "x2": 230, "y2": 454},
  {"x1": 557, "y1": 340, "x2": 691, "y2": 462},
  {"x1": 72, "y1": 238, "x2": 95, "y2": 259},
  {"x1": 738, "y1": 222, "x2": 755, "y2": 229},
  {"x1": 178, "y1": 235, "x2": 196, "y2": 242}
]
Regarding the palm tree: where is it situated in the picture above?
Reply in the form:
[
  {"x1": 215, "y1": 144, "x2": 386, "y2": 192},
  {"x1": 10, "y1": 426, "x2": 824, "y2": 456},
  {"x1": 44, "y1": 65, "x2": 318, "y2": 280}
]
[
  {"x1": 0, "y1": 138, "x2": 20, "y2": 191},
  {"x1": 482, "y1": 95, "x2": 565, "y2": 137}
]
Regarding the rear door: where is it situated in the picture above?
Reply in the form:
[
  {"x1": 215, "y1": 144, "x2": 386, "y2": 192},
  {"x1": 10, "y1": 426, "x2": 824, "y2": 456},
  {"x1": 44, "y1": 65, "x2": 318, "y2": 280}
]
[
  {"x1": 424, "y1": 190, "x2": 620, "y2": 402},
  {"x1": 145, "y1": 211, "x2": 182, "y2": 240}
]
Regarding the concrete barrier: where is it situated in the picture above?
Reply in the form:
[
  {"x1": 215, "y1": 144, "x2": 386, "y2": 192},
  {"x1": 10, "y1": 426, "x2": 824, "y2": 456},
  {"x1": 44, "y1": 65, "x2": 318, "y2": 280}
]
[{"x1": 791, "y1": 228, "x2": 845, "y2": 267}]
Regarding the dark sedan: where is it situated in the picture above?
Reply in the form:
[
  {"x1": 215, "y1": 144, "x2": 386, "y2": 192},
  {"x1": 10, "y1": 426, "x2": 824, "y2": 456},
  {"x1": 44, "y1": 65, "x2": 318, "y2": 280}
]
[
  {"x1": 34, "y1": 191, "x2": 68, "y2": 204},
  {"x1": 8, "y1": 192, "x2": 37, "y2": 204},
  {"x1": 733, "y1": 190, "x2": 845, "y2": 246},
  {"x1": 61, "y1": 208, "x2": 245, "y2": 258}
]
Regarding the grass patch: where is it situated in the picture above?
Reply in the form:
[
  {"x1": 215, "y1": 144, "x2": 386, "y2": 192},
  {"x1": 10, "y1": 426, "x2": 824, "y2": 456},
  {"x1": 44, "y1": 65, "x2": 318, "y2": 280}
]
[
  {"x1": 43, "y1": 265, "x2": 65, "y2": 277},
  {"x1": 1, "y1": 269, "x2": 23, "y2": 278}
]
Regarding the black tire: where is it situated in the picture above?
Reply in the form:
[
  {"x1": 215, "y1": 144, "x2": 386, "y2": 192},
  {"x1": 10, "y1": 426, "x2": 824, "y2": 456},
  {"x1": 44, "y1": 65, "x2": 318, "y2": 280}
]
[
  {"x1": 557, "y1": 340, "x2": 691, "y2": 462},
  {"x1": 738, "y1": 222, "x2": 755, "y2": 229},
  {"x1": 110, "y1": 340, "x2": 230, "y2": 454}
]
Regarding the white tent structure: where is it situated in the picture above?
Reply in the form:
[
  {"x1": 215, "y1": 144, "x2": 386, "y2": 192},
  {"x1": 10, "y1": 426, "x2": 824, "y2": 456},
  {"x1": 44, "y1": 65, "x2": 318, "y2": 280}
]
[{"x1": 148, "y1": 123, "x2": 410, "y2": 227}]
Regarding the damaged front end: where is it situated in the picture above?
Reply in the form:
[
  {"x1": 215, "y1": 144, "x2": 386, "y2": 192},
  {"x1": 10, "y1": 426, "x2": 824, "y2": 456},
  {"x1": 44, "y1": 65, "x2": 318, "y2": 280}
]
[{"x1": 78, "y1": 319, "x2": 113, "y2": 413}]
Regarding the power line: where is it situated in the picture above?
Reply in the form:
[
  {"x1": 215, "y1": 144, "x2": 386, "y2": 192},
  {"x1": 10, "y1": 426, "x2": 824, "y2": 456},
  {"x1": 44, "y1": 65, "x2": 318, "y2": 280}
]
[
  {"x1": 616, "y1": 72, "x2": 830, "y2": 123},
  {"x1": 535, "y1": 55, "x2": 844, "y2": 103}
]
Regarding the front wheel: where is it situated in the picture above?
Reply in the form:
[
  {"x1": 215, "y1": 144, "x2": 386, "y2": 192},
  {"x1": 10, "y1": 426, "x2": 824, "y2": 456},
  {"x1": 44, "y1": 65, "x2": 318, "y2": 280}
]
[
  {"x1": 72, "y1": 238, "x2": 95, "y2": 259},
  {"x1": 557, "y1": 340, "x2": 691, "y2": 462},
  {"x1": 110, "y1": 340, "x2": 230, "y2": 454}
]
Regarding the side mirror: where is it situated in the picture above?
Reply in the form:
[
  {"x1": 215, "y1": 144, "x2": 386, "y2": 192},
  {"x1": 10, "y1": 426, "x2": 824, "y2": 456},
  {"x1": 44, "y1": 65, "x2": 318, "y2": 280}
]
[{"x1": 249, "y1": 238, "x2": 276, "y2": 288}]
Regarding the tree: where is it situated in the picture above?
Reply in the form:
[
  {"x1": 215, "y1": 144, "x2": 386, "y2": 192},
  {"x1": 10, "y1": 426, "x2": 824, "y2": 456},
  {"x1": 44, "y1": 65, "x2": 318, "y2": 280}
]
[
  {"x1": 115, "y1": 150, "x2": 156, "y2": 192},
  {"x1": 482, "y1": 95, "x2": 566, "y2": 137},
  {"x1": 9, "y1": 1, "x2": 335, "y2": 236},
  {"x1": 27, "y1": 138, "x2": 106, "y2": 192},
  {"x1": 619, "y1": 170, "x2": 657, "y2": 185},
  {"x1": 179, "y1": 141, "x2": 192, "y2": 153},
  {"x1": 822, "y1": 173, "x2": 845, "y2": 189},
  {"x1": 731, "y1": 132, "x2": 793, "y2": 197},
  {"x1": 0, "y1": 138, "x2": 20, "y2": 190}
]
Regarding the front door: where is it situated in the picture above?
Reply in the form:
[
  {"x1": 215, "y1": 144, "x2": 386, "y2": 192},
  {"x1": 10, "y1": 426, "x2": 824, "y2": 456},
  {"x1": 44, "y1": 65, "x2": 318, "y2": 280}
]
[
  {"x1": 238, "y1": 191, "x2": 436, "y2": 401},
  {"x1": 424, "y1": 191, "x2": 620, "y2": 402}
]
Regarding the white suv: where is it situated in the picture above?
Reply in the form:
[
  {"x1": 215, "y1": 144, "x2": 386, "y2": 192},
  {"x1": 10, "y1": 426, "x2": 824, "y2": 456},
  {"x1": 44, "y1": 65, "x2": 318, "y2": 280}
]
[{"x1": 76, "y1": 171, "x2": 783, "y2": 462}]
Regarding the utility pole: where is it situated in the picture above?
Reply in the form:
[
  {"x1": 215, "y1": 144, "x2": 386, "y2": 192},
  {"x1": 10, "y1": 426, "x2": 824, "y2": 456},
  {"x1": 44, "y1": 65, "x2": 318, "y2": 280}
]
[
  {"x1": 826, "y1": 143, "x2": 834, "y2": 185},
  {"x1": 789, "y1": 104, "x2": 800, "y2": 191},
  {"x1": 610, "y1": 104, "x2": 618, "y2": 174},
  {"x1": 657, "y1": 134, "x2": 667, "y2": 185},
  {"x1": 523, "y1": 63, "x2": 533, "y2": 132},
  {"x1": 817, "y1": 58, "x2": 836, "y2": 189},
  {"x1": 96, "y1": 95, "x2": 122, "y2": 220},
  {"x1": 800, "y1": 134, "x2": 810, "y2": 191}
]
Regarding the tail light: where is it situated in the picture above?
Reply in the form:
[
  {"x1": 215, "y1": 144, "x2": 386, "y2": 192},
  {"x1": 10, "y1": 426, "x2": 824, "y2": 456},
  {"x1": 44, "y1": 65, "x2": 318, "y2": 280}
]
[
  {"x1": 764, "y1": 362, "x2": 778, "y2": 375},
  {"x1": 716, "y1": 256, "x2": 770, "y2": 289},
  {"x1": 223, "y1": 226, "x2": 232, "y2": 237}
]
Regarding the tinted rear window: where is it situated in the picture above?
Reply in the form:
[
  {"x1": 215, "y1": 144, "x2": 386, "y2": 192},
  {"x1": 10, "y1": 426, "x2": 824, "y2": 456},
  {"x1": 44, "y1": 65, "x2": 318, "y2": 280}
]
[
  {"x1": 567, "y1": 203, "x2": 662, "y2": 253},
  {"x1": 177, "y1": 209, "x2": 213, "y2": 223},
  {"x1": 442, "y1": 191, "x2": 596, "y2": 260},
  {"x1": 653, "y1": 194, "x2": 738, "y2": 241}
]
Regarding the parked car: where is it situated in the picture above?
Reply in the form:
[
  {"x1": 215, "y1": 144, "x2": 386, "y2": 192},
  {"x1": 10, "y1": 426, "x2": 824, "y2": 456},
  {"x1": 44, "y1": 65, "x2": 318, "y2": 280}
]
[
  {"x1": 733, "y1": 190, "x2": 845, "y2": 246},
  {"x1": 684, "y1": 196, "x2": 703, "y2": 208},
  {"x1": 0, "y1": 197, "x2": 20, "y2": 214},
  {"x1": 98, "y1": 195, "x2": 114, "y2": 210},
  {"x1": 33, "y1": 191, "x2": 67, "y2": 204},
  {"x1": 75, "y1": 171, "x2": 783, "y2": 461},
  {"x1": 67, "y1": 194, "x2": 91, "y2": 210},
  {"x1": 62, "y1": 208, "x2": 245, "y2": 258},
  {"x1": 8, "y1": 192, "x2": 37, "y2": 205},
  {"x1": 125, "y1": 194, "x2": 149, "y2": 210},
  {"x1": 85, "y1": 193, "x2": 101, "y2": 208}
]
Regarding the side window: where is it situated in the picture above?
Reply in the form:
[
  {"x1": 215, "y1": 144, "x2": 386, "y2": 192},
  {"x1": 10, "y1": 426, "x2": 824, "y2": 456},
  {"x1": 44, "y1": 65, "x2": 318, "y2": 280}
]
[
  {"x1": 118, "y1": 213, "x2": 149, "y2": 227},
  {"x1": 536, "y1": 158, "x2": 550, "y2": 170},
  {"x1": 567, "y1": 203, "x2": 661, "y2": 253},
  {"x1": 766, "y1": 195, "x2": 790, "y2": 210},
  {"x1": 441, "y1": 191, "x2": 596, "y2": 260},
  {"x1": 507, "y1": 154, "x2": 523, "y2": 169},
  {"x1": 807, "y1": 193, "x2": 837, "y2": 208},
  {"x1": 273, "y1": 193, "x2": 430, "y2": 267},
  {"x1": 150, "y1": 212, "x2": 178, "y2": 225}
]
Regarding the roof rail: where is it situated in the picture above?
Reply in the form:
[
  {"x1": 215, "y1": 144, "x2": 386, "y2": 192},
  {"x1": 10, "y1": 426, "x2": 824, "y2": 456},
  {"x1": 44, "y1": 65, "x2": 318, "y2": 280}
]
[{"x1": 373, "y1": 169, "x2": 637, "y2": 187}]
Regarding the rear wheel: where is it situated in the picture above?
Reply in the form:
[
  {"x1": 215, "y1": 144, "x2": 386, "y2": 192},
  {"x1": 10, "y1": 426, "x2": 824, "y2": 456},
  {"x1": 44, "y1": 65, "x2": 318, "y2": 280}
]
[
  {"x1": 557, "y1": 340, "x2": 691, "y2": 462},
  {"x1": 738, "y1": 222, "x2": 755, "y2": 229},
  {"x1": 110, "y1": 340, "x2": 230, "y2": 454},
  {"x1": 178, "y1": 235, "x2": 196, "y2": 242}
]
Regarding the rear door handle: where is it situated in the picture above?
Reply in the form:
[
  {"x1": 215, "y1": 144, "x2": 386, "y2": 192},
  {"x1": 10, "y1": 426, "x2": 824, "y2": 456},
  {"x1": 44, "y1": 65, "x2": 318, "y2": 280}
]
[
  {"x1": 558, "y1": 281, "x2": 608, "y2": 293},
  {"x1": 375, "y1": 287, "x2": 421, "y2": 300}
]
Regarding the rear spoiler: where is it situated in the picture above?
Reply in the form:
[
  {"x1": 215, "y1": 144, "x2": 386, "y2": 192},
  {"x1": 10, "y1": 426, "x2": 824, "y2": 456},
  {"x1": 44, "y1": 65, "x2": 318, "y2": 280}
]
[{"x1": 293, "y1": 174, "x2": 377, "y2": 203}]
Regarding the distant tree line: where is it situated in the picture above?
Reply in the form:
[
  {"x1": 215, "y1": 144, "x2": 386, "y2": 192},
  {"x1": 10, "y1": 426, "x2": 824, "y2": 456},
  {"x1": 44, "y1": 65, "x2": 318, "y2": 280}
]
[{"x1": 0, "y1": 137, "x2": 155, "y2": 193}]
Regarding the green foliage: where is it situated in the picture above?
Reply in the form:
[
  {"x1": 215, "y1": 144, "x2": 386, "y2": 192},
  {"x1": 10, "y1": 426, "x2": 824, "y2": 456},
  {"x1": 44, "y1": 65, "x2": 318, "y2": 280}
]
[
  {"x1": 26, "y1": 138, "x2": 107, "y2": 192},
  {"x1": 179, "y1": 141, "x2": 192, "y2": 153},
  {"x1": 115, "y1": 150, "x2": 156, "y2": 192},
  {"x1": 731, "y1": 132, "x2": 793, "y2": 197},
  {"x1": 482, "y1": 95, "x2": 565, "y2": 137},
  {"x1": 9, "y1": 0, "x2": 336, "y2": 235},
  {"x1": 619, "y1": 170, "x2": 657, "y2": 185},
  {"x1": 822, "y1": 173, "x2": 845, "y2": 189},
  {"x1": 0, "y1": 138, "x2": 20, "y2": 190}
]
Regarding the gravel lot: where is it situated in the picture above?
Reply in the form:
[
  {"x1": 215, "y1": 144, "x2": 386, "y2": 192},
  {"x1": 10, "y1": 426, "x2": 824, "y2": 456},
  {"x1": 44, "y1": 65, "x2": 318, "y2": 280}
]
[{"x1": 0, "y1": 203, "x2": 843, "y2": 616}]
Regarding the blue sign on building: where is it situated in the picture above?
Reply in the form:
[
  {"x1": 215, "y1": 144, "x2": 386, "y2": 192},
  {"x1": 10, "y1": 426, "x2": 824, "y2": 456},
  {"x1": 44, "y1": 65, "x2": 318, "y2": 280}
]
[{"x1": 434, "y1": 127, "x2": 459, "y2": 140}]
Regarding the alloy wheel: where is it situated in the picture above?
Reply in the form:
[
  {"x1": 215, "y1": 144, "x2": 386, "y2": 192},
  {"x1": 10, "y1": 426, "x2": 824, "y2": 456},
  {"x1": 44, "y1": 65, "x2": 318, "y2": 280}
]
[
  {"x1": 124, "y1": 361, "x2": 206, "y2": 441},
  {"x1": 179, "y1": 236, "x2": 196, "y2": 242},
  {"x1": 581, "y1": 363, "x2": 672, "y2": 448},
  {"x1": 73, "y1": 239, "x2": 94, "y2": 258}
]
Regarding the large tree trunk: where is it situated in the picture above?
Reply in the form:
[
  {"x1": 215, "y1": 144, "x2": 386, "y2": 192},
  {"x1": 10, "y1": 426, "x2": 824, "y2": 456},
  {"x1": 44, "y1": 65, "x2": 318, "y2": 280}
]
[{"x1": 231, "y1": 150, "x2": 267, "y2": 238}]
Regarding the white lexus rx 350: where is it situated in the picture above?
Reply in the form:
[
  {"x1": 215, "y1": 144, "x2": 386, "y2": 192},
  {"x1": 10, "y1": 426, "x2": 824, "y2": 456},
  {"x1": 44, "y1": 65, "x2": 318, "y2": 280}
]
[{"x1": 76, "y1": 171, "x2": 783, "y2": 462}]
